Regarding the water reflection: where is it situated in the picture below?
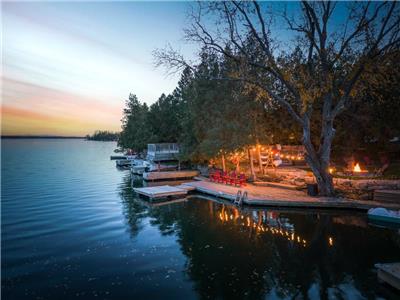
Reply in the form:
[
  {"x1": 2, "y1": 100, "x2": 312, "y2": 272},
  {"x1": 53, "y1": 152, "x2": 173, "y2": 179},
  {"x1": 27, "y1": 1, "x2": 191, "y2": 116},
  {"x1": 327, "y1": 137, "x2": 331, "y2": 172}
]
[{"x1": 118, "y1": 175, "x2": 400, "y2": 299}]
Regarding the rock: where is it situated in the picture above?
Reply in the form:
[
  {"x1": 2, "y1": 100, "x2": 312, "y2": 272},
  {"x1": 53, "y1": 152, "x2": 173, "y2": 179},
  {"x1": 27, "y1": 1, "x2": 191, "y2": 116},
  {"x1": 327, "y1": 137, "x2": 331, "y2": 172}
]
[
  {"x1": 359, "y1": 193, "x2": 372, "y2": 200},
  {"x1": 341, "y1": 181, "x2": 352, "y2": 187}
]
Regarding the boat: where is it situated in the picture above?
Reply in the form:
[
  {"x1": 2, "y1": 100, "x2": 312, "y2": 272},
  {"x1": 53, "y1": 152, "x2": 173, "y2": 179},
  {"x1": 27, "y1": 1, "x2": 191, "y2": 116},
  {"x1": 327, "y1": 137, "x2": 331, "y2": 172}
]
[
  {"x1": 116, "y1": 159, "x2": 133, "y2": 168},
  {"x1": 110, "y1": 155, "x2": 127, "y2": 160},
  {"x1": 115, "y1": 155, "x2": 137, "y2": 167},
  {"x1": 130, "y1": 160, "x2": 151, "y2": 175},
  {"x1": 111, "y1": 154, "x2": 136, "y2": 160},
  {"x1": 367, "y1": 208, "x2": 400, "y2": 224}
]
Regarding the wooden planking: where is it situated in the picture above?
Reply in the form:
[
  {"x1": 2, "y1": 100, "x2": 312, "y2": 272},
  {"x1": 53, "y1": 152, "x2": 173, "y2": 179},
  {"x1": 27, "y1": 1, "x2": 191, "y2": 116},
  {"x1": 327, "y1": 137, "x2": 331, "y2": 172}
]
[
  {"x1": 253, "y1": 181, "x2": 299, "y2": 190},
  {"x1": 143, "y1": 170, "x2": 199, "y2": 181},
  {"x1": 133, "y1": 185, "x2": 187, "y2": 199},
  {"x1": 376, "y1": 263, "x2": 400, "y2": 290},
  {"x1": 184, "y1": 180, "x2": 400, "y2": 210},
  {"x1": 176, "y1": 184, "x2": 197, "y2": 191}
]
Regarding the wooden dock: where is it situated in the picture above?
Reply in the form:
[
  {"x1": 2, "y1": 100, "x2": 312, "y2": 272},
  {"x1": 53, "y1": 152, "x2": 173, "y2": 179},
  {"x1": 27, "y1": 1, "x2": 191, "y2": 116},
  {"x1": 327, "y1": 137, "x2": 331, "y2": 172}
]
[
  {"x1": 376, "y1": 263, "x2": 400, "y2": 290},
  {"x1": 253, "y1": 181, "x2": 299, "y2": 191},
  {"x1": 143, "y1": 170, "x2": 199, "y2": 181},
  {"x1": 183, "y1": 180, "x2": 400, "y2": 210},
  {"x1": 133, "y1": 184, "x2": 195, "y2": 200}
]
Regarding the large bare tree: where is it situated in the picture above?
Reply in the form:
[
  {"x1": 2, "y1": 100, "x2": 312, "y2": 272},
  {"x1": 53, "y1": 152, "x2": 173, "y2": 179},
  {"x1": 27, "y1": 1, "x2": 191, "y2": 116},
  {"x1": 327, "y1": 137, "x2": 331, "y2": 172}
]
[{"x1": 155, "y1": 1, "x2": 400, "y2": 196}]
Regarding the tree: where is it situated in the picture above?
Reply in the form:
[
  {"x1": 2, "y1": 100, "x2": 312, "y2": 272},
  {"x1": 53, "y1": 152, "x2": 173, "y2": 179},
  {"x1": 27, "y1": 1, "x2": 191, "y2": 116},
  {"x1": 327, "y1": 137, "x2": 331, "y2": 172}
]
[
  {"x1": 334, "y1": 50, "x2": 400, "y2": 156},
  {"x1": 118, "y1": 94, "x2": 150, "y2": 152},
  {"x1": 147, "y1": 93, "x2": 183, "y2": 143},
  {"x1": 86, "y1": 130, "x2": 119, "y2": 141},
  {"x1": 155, "y1": 1, "x2": 400, "y2": 196}
]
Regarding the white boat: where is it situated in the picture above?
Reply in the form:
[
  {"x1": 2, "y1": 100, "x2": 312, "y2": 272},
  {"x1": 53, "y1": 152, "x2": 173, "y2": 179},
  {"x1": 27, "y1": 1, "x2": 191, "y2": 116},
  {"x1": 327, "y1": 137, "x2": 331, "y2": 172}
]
[
  {"x1": 116, "y1": 159, "x2": 133, "y2": 167},
  {"x1": 130, "y1": 160, "x2": 151, "y2": 175},
  {"x1": 115, "y1": 155, "x2": 137, "y2": 167},
  {"x1": 368, "y1": 208, "x2": 400, "y2": 224}
]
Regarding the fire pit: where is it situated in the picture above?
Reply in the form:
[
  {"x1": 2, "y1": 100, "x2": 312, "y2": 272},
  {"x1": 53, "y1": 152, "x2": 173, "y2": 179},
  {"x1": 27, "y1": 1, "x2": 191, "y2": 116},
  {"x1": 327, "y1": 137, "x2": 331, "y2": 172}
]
[{"x1": 352, "y1": 163, "x2": 370, "y2": 177}]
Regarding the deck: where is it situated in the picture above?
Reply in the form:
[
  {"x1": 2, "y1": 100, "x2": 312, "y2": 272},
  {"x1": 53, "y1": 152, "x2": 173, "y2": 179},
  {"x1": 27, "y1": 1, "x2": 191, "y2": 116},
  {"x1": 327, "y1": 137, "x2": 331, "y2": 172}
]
[
  {"x1": 143, "y1": 170, "x2": 199, "y2": 181},
  {"x1": 133, "y1": 184, "x2": 195, "y2": 199},
  {"x1": 133, "y1": 185, "x2": 188, "y2": 199},
  {"x1": 184, "y1": 180, "x2": 400, "y2": 210},
  {"x1": 376, "y1": 263, "x2": 400, "y2": 290}
]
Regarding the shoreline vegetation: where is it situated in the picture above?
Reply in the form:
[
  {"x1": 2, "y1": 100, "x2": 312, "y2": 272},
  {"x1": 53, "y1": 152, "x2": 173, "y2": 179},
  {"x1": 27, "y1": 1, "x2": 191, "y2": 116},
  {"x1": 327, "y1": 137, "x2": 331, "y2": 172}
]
[{"x1": 85, "y1": 130, "x2": 120, "y2": 142}]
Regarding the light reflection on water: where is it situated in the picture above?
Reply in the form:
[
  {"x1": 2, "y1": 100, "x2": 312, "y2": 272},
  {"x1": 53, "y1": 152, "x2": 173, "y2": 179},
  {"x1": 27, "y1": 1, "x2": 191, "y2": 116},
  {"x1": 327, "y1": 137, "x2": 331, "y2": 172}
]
[{"x1": 2, "y1": 139, "x2": 400, "y2": 300}]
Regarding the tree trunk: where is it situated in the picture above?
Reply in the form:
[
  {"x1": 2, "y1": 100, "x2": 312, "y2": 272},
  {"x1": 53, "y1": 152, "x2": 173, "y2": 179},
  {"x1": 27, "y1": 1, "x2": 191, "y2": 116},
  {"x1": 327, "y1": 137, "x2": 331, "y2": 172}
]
[
  {"x1": 257, "y1": 146, "x2": 263, "y2": 174},
  {"x1": 302, "y1": 118, "x2": 335, "y2": 197},
  {"x1": 248, "y1": 148, "x2": 256, "y2": 181},
  {"x1": 221, "y1": 154, "x2": 226, "y2": 172}
]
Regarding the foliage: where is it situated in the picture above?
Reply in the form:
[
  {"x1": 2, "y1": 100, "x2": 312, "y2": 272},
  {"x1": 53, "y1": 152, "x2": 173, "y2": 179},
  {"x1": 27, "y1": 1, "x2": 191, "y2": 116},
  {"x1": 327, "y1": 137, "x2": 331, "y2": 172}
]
[
  {"x1": 118, "y1": 94, "x2": 151, "y2": 152},
  {"x1": 86, "y1": 130, "x2": 119, "y2": 141},
  {"x1": 154, "y1": 1, "x2": 400, "y2": 196}
]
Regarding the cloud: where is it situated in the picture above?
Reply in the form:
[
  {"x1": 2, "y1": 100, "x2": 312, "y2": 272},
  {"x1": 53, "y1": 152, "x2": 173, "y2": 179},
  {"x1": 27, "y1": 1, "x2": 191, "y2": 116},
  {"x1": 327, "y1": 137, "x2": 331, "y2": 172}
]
[{"x1": 2, "y1": 77, "x2": 122, "y2": 136}]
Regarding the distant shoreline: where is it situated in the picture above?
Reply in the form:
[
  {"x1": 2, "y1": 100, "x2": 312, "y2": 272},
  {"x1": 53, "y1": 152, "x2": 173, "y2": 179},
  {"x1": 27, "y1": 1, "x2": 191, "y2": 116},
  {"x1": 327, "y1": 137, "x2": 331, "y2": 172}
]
[{"x1": 1, "y1": 136, "x2": 85, "y2": 139}]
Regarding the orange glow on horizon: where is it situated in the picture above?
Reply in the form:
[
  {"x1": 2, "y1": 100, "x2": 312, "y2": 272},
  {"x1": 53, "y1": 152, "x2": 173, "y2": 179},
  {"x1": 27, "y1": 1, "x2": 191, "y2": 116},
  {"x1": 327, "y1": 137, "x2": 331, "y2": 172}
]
[
  {"x1": 1, "y1": 105, "x2": 121, "y2": 136},
  {"x1": 1, "y1": 77, "x2": 123, "y2": 136}
]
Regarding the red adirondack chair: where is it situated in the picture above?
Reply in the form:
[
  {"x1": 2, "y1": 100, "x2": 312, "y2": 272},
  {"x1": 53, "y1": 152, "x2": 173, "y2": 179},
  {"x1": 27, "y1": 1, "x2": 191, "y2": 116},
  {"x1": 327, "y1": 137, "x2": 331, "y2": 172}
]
[{"x1": 210, "y1": 170, "x2": 221, "y2": 182}]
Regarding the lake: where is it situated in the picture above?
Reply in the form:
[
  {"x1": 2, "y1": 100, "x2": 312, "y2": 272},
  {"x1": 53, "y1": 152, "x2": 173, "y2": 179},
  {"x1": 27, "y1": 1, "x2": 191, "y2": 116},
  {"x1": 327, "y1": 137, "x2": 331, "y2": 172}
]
[{"x1": 2, "y1": 139, "x2": 400, "y2": 299}]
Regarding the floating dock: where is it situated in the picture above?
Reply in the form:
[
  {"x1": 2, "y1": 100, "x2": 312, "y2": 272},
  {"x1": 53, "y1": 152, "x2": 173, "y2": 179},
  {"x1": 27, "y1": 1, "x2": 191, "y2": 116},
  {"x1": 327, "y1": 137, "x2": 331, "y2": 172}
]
[
  {"x1": 133, "y1": 184, "x2": 195, "y2": 200},
  {"x1": 132, "y1": 177, "x2": 400, "y2": 209},
  {"x1": 143, "y1": 170, "x2": 199, "y2": 181},
  {"x1": 183, "y1": 180, "x2": 400, "y2": 210},
  {"x1": 376, "y1": 263, "x2": 400, "y2": 290}
]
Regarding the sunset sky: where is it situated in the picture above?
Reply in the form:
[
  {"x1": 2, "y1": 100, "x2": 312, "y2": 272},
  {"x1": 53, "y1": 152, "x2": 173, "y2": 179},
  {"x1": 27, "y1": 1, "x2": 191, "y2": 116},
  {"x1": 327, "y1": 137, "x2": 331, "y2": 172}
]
[
  {"x1": 1, "y1": 2, "x2": 194, "y2": 136},
  {"x1": 1, "y1": 1, "x2": 354, "y2": 136}
]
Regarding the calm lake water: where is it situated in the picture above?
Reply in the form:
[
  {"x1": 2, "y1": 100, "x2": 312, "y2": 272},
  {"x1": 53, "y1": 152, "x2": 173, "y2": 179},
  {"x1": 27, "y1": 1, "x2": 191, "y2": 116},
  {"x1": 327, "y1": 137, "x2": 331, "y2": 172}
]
[{"x1": 2, "y1": 139, "x2": 400, "y2": 299}]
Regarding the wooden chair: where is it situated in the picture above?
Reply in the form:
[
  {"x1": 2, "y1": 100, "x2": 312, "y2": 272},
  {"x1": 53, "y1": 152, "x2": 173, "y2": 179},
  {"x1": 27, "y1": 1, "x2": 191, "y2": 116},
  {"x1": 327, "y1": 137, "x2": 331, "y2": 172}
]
[
  {"x1": 210, "y1": 170, "x2": 221, "y2": 182},
  {"x1": 226, "y1": 171, "x2": 237, "y2": 185},
  {"x1": 218, "y1": 172, "x2": 230, "y2": 184}
]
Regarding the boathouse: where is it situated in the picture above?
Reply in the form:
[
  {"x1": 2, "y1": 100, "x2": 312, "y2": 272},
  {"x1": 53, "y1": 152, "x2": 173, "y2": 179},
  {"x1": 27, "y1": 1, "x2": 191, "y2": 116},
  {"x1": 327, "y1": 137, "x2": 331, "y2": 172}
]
[{"x1": 146, "y1": 143, "x2": 179, "y2": 162}]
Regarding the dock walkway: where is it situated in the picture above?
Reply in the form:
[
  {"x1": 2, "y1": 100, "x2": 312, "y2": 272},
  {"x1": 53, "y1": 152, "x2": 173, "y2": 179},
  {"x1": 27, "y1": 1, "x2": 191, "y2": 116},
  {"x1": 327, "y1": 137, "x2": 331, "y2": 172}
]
[
  {"x1": 375, "y1": 263, "x2": 400, "y2": 290},
  {"x1": 133, "y1": 184, "x2": 196, "y2": 200},
  {"x1": 185, "y1": 180, "x2": 400, "y2": 210}
]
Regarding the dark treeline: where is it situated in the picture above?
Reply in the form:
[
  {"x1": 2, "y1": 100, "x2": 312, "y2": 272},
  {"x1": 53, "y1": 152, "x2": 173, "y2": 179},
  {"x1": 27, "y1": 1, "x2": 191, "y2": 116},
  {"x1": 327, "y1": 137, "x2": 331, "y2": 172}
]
[
  {"x1": 119, "y1": 49, "x2": 399, "y2": 163},
  {"x1": 86, "y1": 130, "x2": 119, "y2": 141}
]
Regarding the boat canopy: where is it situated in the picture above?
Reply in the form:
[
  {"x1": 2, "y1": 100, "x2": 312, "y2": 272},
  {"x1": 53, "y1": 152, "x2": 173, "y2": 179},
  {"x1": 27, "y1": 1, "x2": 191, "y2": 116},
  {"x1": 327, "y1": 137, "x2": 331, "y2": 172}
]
[{"x1": 147, "y1": 143, "x2": 179, "y2": 161}]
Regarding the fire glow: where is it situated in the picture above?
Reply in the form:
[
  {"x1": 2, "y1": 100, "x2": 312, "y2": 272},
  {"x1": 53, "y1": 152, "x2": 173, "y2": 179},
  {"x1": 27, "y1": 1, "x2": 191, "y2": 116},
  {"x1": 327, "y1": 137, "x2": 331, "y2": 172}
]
[{"x1": 353, "y1": 163, "x2": 362, "y2": 173}]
